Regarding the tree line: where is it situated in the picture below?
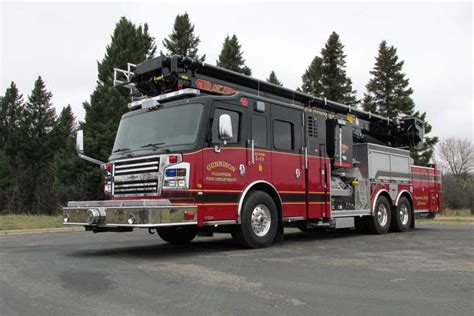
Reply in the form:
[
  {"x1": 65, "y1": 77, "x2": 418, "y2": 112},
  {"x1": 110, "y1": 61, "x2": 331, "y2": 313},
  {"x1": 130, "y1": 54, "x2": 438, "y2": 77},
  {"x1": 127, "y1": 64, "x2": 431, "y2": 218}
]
[{"x1": 1, "y1": 13, "x2": 444, "y2": 214}]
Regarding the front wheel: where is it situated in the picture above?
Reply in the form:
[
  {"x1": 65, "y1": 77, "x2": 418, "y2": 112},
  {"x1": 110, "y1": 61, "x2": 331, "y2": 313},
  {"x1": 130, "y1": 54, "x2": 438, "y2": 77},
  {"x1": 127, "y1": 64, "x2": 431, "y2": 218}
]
[
  {"x1": 368, "y1": 195, "x2": 391, "y2": 234},
  {"x1": 157, "y1": 226, "x2": 197, "y2": 244},
  {"x1": 232, "y1": 191, "x2": 278, "y2": 248},
  {"x1": 390, "y1": 197, "x2": 412, "y2": 232}
]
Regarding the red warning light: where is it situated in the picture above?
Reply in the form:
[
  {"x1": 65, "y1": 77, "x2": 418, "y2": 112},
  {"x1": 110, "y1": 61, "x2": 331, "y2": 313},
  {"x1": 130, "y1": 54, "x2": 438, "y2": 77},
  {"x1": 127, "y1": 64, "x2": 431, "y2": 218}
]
[
  {"x1": 240, "y1": 97, "x2": 248, "y2": 106},
  {"x1": 106, "y1": 163, "x2": 113, "y2": 172}
]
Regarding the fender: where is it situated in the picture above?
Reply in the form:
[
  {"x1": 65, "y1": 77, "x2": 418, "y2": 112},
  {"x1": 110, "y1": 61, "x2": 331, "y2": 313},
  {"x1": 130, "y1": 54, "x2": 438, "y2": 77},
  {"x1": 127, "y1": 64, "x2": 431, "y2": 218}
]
[
  {"x1": 395, "y1": 190, "x2": 413, "y2": 206},
  {"x1": 237, "y1": 180, "x2": 282, "y2": 224},
  {"x1": 371, "y1": 189, "x2": 390, "y2": 214}
]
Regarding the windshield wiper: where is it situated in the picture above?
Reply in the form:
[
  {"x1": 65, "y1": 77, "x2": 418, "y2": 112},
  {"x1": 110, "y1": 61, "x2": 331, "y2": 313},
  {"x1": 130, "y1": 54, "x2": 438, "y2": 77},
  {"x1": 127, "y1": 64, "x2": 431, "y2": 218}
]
[
  {"x1": 113, "y1": 147, "x2": 131, "y2": 153},
  {"x1": 140, "y1": 142, "x2": 165, "y2": 149}
]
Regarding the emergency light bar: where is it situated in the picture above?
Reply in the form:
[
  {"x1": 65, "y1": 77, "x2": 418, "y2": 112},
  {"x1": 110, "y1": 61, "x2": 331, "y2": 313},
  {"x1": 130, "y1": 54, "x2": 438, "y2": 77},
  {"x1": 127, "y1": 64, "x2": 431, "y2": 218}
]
[{"x1": 127, "y1": 88, "x2": 200, "y2": 110}]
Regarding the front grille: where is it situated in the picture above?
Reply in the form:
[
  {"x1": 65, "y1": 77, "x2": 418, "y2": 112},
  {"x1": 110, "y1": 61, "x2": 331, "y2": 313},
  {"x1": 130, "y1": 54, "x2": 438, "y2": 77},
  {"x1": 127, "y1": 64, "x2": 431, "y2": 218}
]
[{"x1": 112, "y1": 156, "x2": 161, "y2": 196}]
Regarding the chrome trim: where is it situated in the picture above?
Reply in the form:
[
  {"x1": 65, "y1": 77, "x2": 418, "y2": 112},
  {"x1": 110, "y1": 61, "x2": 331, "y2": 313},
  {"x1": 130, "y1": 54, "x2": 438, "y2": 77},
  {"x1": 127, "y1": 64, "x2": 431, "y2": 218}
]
[
  {"x1": 64, "y1": 222, "x2": 197, "y2": 228},
  {"x1": 114, "y1": 166, "x2": 159, "y2": 174},
  {"x1": 115, "y1": 161, "x2": 158, "y2": 169},
  {"x1": 63, "y1": 200, "x2": 197, "y2": 228},
  {"x1": 163, "y1": 162, "x2": 191, "y2": 190},
  {"x1": 395, "y1": 190, "x2": 413, "y2": 206},
  {"x1": 414, "y1": 209, "x2": 430, "y2": 214},
  {"x1": 114, "y1": 154, "x2": 161, "y2": 163},
  {"x1": 237, "y1": 180, "x2": 282, "y2": 224},
  {"x1": 249, "y1": 139, "x2": 255, "y2": 165},
  {"x1": 112, "y1": 155, "x2": 162, "y2": 197},
  {"x1": 283, "y1": 216, "x2": 304, "y2": 222},
  {"x1": 304, "y1": 147, "x2": 308, "y2": 169},
  {"x1": 204, "y1": 220, "x2": 237, "y2": 226},
  {"x1": 371, "y1": 189, "x2": 390, "y2": 214},
  {"x1": 331, "y1": 210, "x2": 371, "y2": 218}
]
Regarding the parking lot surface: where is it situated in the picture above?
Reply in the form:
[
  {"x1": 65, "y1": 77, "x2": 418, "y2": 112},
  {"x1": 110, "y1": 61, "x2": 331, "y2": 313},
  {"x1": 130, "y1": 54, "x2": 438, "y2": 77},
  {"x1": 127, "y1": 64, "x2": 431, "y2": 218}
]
[{"x1": 0, "y1": 222, "x2": 473, "y2": 315}]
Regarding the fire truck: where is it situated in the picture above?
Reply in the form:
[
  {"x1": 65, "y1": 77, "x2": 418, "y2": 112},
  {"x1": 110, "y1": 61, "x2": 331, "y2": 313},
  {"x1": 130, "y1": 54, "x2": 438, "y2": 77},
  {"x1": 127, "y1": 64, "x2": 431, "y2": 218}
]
[{"x1": 64, "y1": 55, "x2": 443, "y2": 248}]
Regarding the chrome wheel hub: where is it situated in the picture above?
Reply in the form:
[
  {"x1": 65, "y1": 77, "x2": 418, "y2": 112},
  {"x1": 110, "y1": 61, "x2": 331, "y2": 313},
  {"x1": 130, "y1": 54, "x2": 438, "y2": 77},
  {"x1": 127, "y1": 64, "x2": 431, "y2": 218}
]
[
  {"x1": 399, "y1": 204, "x2": 409, "y2": 225},
  {"x1": 251, "y1": 204, "x2": 271, "y2": 237},
  {"x1": 376, "y1": 204, "x2": 388, "y2": 227}
]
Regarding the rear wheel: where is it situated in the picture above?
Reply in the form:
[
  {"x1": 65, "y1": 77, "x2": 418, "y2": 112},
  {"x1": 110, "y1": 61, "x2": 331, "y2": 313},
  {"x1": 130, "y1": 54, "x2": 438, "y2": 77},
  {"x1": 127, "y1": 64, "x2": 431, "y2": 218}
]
[
  {"x1": 157, "y1": 226, "x2": 197, "y2": 244},
  {"x1": 368, "y1": 196, "x2": 391, "y2": 234},
  {"x1": 232, "y1": 191, "x2": 278, "y2": 248},
  {"x1": 390, "y1": 197, "x2": 412, "y2": 232}
]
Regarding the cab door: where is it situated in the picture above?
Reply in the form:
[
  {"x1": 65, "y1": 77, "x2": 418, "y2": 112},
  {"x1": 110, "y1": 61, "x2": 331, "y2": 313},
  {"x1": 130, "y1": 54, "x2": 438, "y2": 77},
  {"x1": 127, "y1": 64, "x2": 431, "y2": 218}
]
[
  {"x1": 305, "y1": 112, "x2": 330, "y2": 219},
  {"x1": 201, "y1": 101, "x2": 249, "y2": 222},
  {"x1": 247, "y1": 101, "x2": 272, "y2": 185},
  {"x1": 270, "y1": 105, "x2": 306, "y2": 219}
]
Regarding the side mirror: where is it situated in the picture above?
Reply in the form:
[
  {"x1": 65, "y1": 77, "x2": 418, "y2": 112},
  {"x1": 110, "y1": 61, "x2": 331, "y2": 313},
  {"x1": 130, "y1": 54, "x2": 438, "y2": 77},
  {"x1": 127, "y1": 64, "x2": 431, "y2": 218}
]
[
  {"x1": 218, "y1": 114, "x2": 233, "y2": 145},
  {"x1": 75, "y1": 130, "x2": 104, "y2": 166},
  {"x1": 76, "y1": 130, "x2": 84, "y2": 154}
]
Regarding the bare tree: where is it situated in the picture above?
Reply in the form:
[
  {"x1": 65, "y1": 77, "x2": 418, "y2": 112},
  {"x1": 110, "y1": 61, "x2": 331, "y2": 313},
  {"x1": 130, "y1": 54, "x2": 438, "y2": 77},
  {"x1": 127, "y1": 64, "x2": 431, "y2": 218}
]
[{"x1": 437, "y1": 137, "x2": 473, "y2": 178}]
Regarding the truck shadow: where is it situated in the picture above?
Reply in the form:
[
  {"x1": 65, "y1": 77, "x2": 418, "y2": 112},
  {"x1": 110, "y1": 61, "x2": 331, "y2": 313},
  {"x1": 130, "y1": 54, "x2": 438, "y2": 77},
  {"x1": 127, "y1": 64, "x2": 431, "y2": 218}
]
[{"x1": 67, "y1": 229, "x2": 359, "y2": 259}]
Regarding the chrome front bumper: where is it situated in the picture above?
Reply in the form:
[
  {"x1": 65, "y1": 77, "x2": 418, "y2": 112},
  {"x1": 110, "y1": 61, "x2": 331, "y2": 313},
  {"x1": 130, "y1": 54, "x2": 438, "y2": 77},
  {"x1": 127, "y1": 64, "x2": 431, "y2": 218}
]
[{"x1": 63, "y1": 200, "x2": 197, "y2": 228}]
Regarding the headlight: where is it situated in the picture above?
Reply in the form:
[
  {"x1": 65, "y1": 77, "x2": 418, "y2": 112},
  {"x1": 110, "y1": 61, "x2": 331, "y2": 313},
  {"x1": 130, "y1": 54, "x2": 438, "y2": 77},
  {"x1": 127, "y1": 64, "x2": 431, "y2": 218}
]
[{"x1": 163, "y1": 163, "x2": 190, "y2": 190}]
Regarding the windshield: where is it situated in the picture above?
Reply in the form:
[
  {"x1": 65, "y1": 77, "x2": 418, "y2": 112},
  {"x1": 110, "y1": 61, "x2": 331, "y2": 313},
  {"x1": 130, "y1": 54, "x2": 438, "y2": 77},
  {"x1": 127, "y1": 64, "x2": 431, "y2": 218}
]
[{"x1": 112, "y1": 103, "x2": 204, "y2": 153}]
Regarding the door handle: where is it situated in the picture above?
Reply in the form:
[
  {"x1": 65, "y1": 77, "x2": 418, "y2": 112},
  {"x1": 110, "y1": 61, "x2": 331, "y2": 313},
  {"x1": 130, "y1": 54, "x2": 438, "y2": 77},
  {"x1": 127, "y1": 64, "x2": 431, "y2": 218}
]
[{"x1": 248, "y1": 139, "x2": 255, "y2": 165}]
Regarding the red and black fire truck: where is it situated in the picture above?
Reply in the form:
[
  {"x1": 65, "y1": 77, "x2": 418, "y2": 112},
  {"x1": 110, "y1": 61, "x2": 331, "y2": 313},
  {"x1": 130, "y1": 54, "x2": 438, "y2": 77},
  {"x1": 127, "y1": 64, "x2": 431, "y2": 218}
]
[{"x1": 64, "y1": 55, "x2": 443, "y2": 248}]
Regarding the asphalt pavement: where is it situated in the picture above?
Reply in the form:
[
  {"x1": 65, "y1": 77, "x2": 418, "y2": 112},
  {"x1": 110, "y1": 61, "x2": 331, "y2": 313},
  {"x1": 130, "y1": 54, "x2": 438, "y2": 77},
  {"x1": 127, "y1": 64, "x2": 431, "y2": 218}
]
[{"x1": 0, "y1": 222, "x2": 473, "y2": 315}]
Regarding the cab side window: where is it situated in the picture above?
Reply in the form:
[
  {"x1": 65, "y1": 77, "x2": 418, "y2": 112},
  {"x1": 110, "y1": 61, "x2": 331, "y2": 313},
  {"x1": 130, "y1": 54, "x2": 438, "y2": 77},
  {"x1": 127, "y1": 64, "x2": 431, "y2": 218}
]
[
  {"x1": 252, "y1": 114, "x2": 267, "y2": 148},
  {"x1": 211, "y1": 108, "x2": 241, "y2": 144},
  {"x1": 273, "y1": 119, "x2": 294, "y2": 151}
]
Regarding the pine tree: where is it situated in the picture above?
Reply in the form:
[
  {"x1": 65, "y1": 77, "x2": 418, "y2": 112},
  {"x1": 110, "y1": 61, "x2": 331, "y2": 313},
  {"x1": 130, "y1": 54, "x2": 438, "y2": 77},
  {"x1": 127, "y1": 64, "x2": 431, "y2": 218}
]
[
  {"x1": 301, "y1": 32, "x2": 357, "y2": 105},
  {"x1": 9, "y1": 76, "x2": 58, "y2": 214},
  {"x1": 266, "y1": 71, "x2": 283, "y2": 86},
  {"x1": 81, "y1": 17, "x2": 156, "y2": 200},
  {"x1": 301, "y1": 56, "x2": 323, "y2": 96},
  {"x1": 163, "y1": 13, "x2": 205, "y2": 61},
  {"x1": 0, "y1": 82, "x2": 23, "y2": 148},
  {"x1": 217, "y1": 34, "x2": 252, "y2": 76},
  {"x1": 51, "y1": 106, "x2": 90, "y2": 205},
  {"x1": 363, "y1": 41, "x2": 415, "y2": 117},
  {"x1": 98, "y1": 18, "x2": 156, "y2": 84},
  {"x1": 363, "y1": 40, "x2": 438, "y2": 165}
]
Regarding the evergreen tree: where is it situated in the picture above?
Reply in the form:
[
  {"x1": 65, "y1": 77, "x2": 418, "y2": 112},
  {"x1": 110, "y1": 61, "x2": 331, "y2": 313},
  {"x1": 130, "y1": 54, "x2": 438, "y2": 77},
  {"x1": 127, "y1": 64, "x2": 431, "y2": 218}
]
[
  {"x1": 363, "y1": 41, "x2": 438, "y2": 165},
  {"x1": 217, "y1": 34, "x2": 252, "y2": 76},
  {"x1": 22, "y1": 76, "x2": 56, "y2": 160},
  {"x1": 301, "y1": 56, "x2": 323, "y2": 96},
  {"x1": 163, "y1": 13, "x2": 205, "y2": 61},
  {"x1": 301, "y1": 32, "x2": 357, "y2": 105},
  {"x1": 266, "y1": 71, "x2": 283, "y2": 86},
  {"x1": 9, "y1": 76, "x2": 58, "y2": 214},
  {"x1": 0, "y1": 82, "x2": 23, "y2": 148},
  {"x1": 51, "y1": 106, "x2": 90, "y2": 205},
  {"x1": 0, "y1": 83, "x2": 24, "y2": 211},
  {"x1": 363, "y1": 41, "x2": 415, "y2": 117},
  {"x1": 81, "y1": 17, "x2": 156, "y2": 200}
]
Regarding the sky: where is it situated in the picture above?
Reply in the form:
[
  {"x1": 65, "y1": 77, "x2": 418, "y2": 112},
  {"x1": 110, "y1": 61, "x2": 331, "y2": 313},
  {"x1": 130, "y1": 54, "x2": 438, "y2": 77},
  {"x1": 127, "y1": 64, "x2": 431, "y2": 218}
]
[{"x1": 1, "y1": 0, "x2": 473, "y2": 141}]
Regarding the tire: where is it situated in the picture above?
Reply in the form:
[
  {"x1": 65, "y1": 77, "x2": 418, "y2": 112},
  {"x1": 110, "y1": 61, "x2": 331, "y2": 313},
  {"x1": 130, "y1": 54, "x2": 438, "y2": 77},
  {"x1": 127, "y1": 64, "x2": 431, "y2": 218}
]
[
  {"x1": 368, "y1": 195, "x2": 391, "y2": 234},
  {"x1": 157, "y1": 226, "x2": 197, "y2": 244},
  {"x1": 232, "y1": 191, "x2": 278, "y2": 248},
  {"x1": 390, "y1": 197, "x2": 412, "y2": 232}
]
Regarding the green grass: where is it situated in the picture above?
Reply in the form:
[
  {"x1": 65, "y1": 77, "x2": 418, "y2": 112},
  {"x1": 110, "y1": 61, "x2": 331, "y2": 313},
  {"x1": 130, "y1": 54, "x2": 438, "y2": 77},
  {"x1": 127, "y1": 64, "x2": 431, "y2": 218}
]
[
  {"x1": 433, "y1": 215, "x2": 474, "y2": 223},
  {"x1": 0, "y1": 214, "x2": 64, "y2": 231}
]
